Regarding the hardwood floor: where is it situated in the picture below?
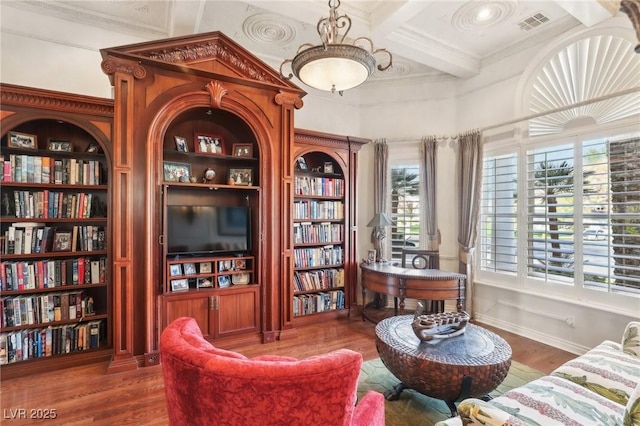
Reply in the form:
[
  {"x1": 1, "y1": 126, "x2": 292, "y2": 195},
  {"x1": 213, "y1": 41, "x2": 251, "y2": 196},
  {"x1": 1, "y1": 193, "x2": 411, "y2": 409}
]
[{"x1": 0, "y1": 316, "x2": 575, "y2": 425}]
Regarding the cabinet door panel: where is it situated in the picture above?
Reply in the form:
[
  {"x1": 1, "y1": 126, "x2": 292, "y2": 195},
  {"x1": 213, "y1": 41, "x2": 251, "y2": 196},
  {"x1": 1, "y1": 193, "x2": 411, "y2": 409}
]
[
  {"x1": 216, "y1": 290, "x2": 258, "y2": 336},
  {"x1": 165, "y1": 296, "x2": 212, "y2": 337}
]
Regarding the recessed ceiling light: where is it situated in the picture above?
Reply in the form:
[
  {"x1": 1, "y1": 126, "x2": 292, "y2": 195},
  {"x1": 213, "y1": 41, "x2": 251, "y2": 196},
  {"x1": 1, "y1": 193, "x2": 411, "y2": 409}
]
[{"x1": 476, "y1": 7, "x2": 493, "y2": 21}]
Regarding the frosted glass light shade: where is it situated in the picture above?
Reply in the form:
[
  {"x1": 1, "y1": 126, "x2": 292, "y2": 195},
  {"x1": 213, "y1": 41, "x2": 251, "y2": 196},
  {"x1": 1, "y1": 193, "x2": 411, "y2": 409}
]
[{"x1": 292, "y1": 44, "x2": 375, "y2": 92}]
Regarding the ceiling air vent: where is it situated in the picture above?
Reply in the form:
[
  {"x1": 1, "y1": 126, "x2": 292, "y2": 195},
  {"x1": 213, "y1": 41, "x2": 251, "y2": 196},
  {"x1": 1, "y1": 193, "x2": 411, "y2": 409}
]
[{"x1": 518, "y1": 13, "x2": 550, "y2": 31}]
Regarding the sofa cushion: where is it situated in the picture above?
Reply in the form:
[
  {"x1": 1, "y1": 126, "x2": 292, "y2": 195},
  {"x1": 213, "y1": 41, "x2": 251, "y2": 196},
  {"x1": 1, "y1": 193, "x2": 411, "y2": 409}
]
[
  {"x1": 623, "y1": 322, "x2": 640, "y2": 358},
  {"x1": 551, "y1": 340, "x2": 640, "y2": 405},
  {"x1": 624, "y1": 383, "x2": 640, "y2": 426},
  {"x1": 455, "y1": 375, "x2": 624, "y2": 426}
]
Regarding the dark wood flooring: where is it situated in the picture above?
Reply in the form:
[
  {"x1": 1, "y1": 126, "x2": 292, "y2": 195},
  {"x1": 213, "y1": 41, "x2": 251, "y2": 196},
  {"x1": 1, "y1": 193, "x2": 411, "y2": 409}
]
[{"x1": 0, "y1": 316, "x2": 576, "y2": 425}]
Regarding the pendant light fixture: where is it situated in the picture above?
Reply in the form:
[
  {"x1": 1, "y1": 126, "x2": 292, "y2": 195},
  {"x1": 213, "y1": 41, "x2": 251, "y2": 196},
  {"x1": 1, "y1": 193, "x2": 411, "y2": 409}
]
[{"x1": 280, "y1": 0, "x2": 393, "y2": 95}]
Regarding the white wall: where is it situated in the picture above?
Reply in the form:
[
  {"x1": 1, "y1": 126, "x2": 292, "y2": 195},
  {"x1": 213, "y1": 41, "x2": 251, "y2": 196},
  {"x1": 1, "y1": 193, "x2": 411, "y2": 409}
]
[{"x1": 2, "y1": 8, "x2": 637, "y2": 355}]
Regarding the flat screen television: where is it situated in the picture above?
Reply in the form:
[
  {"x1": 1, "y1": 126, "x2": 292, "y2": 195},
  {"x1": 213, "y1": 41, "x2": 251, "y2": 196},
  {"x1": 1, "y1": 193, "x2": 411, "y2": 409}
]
[{"x1": 166, "y1": 205, "x2": 251, "y2": 256}]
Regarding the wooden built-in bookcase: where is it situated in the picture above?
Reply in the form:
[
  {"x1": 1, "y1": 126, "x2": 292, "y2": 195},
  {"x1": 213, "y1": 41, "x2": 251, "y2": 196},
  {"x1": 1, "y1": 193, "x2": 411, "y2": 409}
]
[
  {"x1": 100, "y1": 31, "x2": 305, "y2": 365},
  {"x1": 0, "y1": 84, "x2": 113, "y2": 379},
  {"x1": 283, "y1": 129, "x2": 368, "y2": 330}
]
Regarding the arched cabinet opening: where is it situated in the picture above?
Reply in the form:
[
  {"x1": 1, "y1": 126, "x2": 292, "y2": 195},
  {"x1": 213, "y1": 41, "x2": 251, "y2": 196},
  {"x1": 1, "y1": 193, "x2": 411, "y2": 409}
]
[{"x1": 159, "y1": 106, "x2": 261, "y2": 341}]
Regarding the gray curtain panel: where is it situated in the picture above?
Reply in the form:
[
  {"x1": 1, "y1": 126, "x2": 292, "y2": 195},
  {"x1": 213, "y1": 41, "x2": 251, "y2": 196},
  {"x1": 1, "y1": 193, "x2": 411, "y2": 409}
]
[
  {"x1": 372, "y1": 139, "x2": 389, "y2": 259},
  {"x1": 420, "y1": 136, "x2": 439, "y2": 252},
  {"x1": 457, "y1": 130, "x2": 483, "y2": 315}
]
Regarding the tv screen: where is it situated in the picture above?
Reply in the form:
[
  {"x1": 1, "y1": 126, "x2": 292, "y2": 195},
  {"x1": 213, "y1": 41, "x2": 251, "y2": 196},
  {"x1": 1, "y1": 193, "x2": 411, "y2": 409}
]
[{"x1": 166, "y1": 205, "x2": 251, "y2": 256}]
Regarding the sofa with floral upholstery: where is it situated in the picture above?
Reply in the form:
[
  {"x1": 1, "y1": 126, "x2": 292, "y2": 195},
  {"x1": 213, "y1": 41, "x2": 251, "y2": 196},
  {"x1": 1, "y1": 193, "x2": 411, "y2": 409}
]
[
  {"x1": 160, "y1": 316, "x2": 385, "y2": 426},
  {"x1": 436, "y1": 321, "x2": 640, "y2": 426}
]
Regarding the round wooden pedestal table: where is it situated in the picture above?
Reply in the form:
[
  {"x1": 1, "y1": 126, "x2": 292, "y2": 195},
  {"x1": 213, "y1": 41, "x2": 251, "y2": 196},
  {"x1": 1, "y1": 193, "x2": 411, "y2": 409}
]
[{"x1": 375, "y1": 315, "x2": 512, "y2": 417}]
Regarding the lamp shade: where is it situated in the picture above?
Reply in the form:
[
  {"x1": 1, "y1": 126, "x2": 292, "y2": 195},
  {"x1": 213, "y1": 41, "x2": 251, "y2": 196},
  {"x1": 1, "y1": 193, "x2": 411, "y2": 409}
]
[
  {"x1": 292, "y1": 45, "x2": 376, "y2": 92},
  {"x1": 367, "y1": 212, "x2": 394, "y2": 227}
]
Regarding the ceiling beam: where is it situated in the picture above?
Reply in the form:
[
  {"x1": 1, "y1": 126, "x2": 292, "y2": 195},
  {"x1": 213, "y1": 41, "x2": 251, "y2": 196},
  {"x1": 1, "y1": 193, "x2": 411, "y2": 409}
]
[
  {"x1": 368, "y1": 0, "x2": 480, "y2": 78},
  {"x1": 552, "y1": 0, "x2": 618, "y2": 26}
]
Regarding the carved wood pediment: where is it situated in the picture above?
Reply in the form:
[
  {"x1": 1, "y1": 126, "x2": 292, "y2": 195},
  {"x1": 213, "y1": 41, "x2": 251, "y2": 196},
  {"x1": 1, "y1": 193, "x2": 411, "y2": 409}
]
[{"x1": 100, "y1": 31, "x2": 303, "y2": 93}]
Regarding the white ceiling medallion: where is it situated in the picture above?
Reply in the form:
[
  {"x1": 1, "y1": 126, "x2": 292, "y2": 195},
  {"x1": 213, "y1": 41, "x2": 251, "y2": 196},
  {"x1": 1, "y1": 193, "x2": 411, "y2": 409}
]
[
  {"x1": 529, "y1": 35, "x2": 640, "y2": 137},
  {"x1": 451, "y1": 1, "x2": 517, "y2": 31},
  {"x1": 243, "y1": 13, "x2": 296, "y2": 46}
]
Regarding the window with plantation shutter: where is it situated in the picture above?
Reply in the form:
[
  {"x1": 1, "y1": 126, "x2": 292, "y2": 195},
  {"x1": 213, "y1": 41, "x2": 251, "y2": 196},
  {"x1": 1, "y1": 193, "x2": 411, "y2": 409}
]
[
  {"x1": 480, "y1": 154, "x2": 518, "y2": 274},
  {"x1": 479, "y1": 132, "x2": 640, "y2": 297},
  {"x1": 389, "y1": 165, "x2": 421, "y2": 262}
]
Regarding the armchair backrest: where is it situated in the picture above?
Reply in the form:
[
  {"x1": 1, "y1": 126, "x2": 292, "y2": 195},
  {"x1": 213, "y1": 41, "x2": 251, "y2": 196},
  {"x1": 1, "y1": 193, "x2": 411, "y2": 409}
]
[{"x1": 160, "y1": 317, "x2": 364, "y2": 426}]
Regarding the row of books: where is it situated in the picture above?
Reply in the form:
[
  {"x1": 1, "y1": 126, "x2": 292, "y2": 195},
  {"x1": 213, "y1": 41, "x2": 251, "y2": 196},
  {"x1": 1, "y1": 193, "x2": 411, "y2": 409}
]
[
  {"x1": 293, "y1": 200, "x2": 344, "y2": 220},
  {"x1": 293, "y1": 222, "x2": 344, "y2": 245},
  {"x1": 293, "y1": 290, "x2": 344, "y2": 317},
  {"x1": 8, "y1": 190, "x2": 99, "y2": 219},
  {"x1": 0, "y1": 257, "x2": 107, "y2": 291},
  {"x1": 1, "y1": 154, "x2": 103, "y2": 185},
  {"x1": 293, "y1": 268, "x2": 344, "y2": 292},
  {"x1": 2, "y1": 224, "x2": 106, "y2": 255},
  {"x1": 1, "y1": 290, "x2": 95, "y2": 328},
  {"x1": 294, "y1": 246, "x2": 344, "y2": 268},
  {"x1": 0, "y1": 320, "x2": 104, "y2": 365},
  {"x1": 294, "y1": 176, "x2": 344, "y2": 197}
]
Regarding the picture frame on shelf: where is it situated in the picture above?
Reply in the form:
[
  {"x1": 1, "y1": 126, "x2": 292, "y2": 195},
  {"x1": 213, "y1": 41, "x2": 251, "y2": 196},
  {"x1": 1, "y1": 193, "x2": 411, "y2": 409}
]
[
  {"x1": 367, "y1": 249, "x2": 376, "y2": 264},
  {"x1": 228, "y1": 167, "x2": 252, "y2": 186},
  {"x1": 323, "y1": 161, "x2": 334, "y2": 174},
  {"x1": 232, "y1": 273, "x2": 250, "y2": 285},
  {"x1": 183, "y1": 263, "x2": 196, "y2": 275},
  {"x1": 171, "y1": 278, "x2": 189, "y2": 292},
  {"x1": 197, "y1": 277, "x2": 213, "y2": 288},
  {"x1": 52, "y1": 231, "x2": 73, "y2": 252},
  {"x1": 174, "y1": 136, "x2": 188, "y2": 152},
  {"x1": 218, "y1": 260, "x2": 232, "y2": 272},
  {"x1": 163, "y1": 161, "x2": 191, "y2": 182},
  {"x1": 232, "y1": 143, "x2": 253, "y2": 157},
  {"x1": 48, "y1": 139, "x2": 73, "y2": 152},
  {"x1": 296, "y1": 156, "x2": 308, "y2": 170},
  {"x1": 199, "y1": 262, "x2": 212, "y2": 274},
  {"x1": 194, "y1": 133, "x2": 224, "y2": 155},
  {"x1": 8, "y1": 131, "x2": 37, "y2": 149},
  {"x1": 218, "y1": 275, "x2": 231, "y2": 288},
  {"x1": 234, "y1": 259, "x2": 246, "y2": 270},
  {"x1": 169, "y1": 264, "x2": 182, "y2": 277}
]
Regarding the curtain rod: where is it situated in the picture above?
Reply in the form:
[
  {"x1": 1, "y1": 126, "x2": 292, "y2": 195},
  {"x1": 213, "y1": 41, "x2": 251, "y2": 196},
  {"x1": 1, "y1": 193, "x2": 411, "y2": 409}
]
[
  {"x1": 381, "y1": 86, "x2": 639, "y2": 143},
  {"x1": 481, "y1": 86, "x2": 640, "y2": 132}
]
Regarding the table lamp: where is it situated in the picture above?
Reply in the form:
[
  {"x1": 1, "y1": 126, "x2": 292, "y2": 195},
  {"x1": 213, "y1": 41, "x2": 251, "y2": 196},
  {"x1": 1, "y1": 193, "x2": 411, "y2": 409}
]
[{"x1": 367, "y1": 212, "x2": 394, "y2": 262}]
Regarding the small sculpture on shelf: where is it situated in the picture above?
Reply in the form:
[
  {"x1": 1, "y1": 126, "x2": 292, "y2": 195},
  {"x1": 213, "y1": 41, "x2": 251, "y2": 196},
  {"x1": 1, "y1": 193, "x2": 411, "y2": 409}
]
[{"x1": 203, "y1": 167, "x2": 216, "y2": 183}]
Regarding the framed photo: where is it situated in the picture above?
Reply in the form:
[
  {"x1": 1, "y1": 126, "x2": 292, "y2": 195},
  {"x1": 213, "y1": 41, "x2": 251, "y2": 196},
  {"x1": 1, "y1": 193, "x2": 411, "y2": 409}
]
[
  {"x1": 171, "y1": 278, "x2": 189, "y2": 292},
  {"x1": 183, "y1": 263, "x2": 196, "y2": 275},
  {"x1": 199, "y1": 262, "x2": 212, "y2": 274},
  {"x1": 232, "y1": 143, "x2": 253, "y2": 157},
  {"x1": 194, "y1": 133, "x2": 224, "y2": 155},
  {"x1": 174, "y1": 136, "x2": 188, "y2": 152},
  {"x1": 163, "y1": 161, "x2": 191, "y2": 182},
  {"x1": 367, "y1": 249, "x2": 377, "y2": 264},
  {"x1": 48, "y1": 139, "x2": 73, "y2": 152},
  {"x1": 218, "y1": 260, "x2": 232, "y2": 272},
  {"x1": 234, "y1": 259, "x2": 246, "y2": 270},
  {"x1": 218, "y1": 275, "x2": 231, "y2": 288},
  {"x1": 169, "y1": 264, "x2": 182, "y2": 277},
  {"x1": 8, "y1": 131, "x2": 37, "y2": 149},
  {"x1": 232, "y1": 273, "x2": 250, "y2": 285},
  {"x1": 296, "y1": 156, "x2": 308, "y2": 171},
  {"x1": 52, "y1": 231, "x2": 73, "y2": 252},
  {"x1": 228, "y1": 168, "x2": 253, "y2": 186},
  {"x1": 197, "y1": 277, "x2": 213, "y2": 288},
  {"x1": 323, "y1": 161, "x2": 334, "y2": 174}
]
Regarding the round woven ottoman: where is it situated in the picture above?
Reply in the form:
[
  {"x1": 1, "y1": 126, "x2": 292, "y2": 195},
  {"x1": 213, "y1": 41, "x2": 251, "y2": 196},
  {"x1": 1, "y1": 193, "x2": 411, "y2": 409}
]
[{"x1": 375, "y1": 315, "x2": 512, "y2": 416}]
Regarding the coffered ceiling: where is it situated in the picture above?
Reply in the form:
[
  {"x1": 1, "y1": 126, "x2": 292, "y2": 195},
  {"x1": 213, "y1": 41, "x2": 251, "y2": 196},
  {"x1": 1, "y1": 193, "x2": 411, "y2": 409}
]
[{"x1": 1, "y1": 0, "x2": 623, "y2": 85}]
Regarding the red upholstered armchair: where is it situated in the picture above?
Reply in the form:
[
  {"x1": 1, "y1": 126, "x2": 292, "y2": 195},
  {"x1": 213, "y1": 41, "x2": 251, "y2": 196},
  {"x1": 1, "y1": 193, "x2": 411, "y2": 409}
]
[{"x1": 160, "y1": 317, "x2": 385, "y2": 426}]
